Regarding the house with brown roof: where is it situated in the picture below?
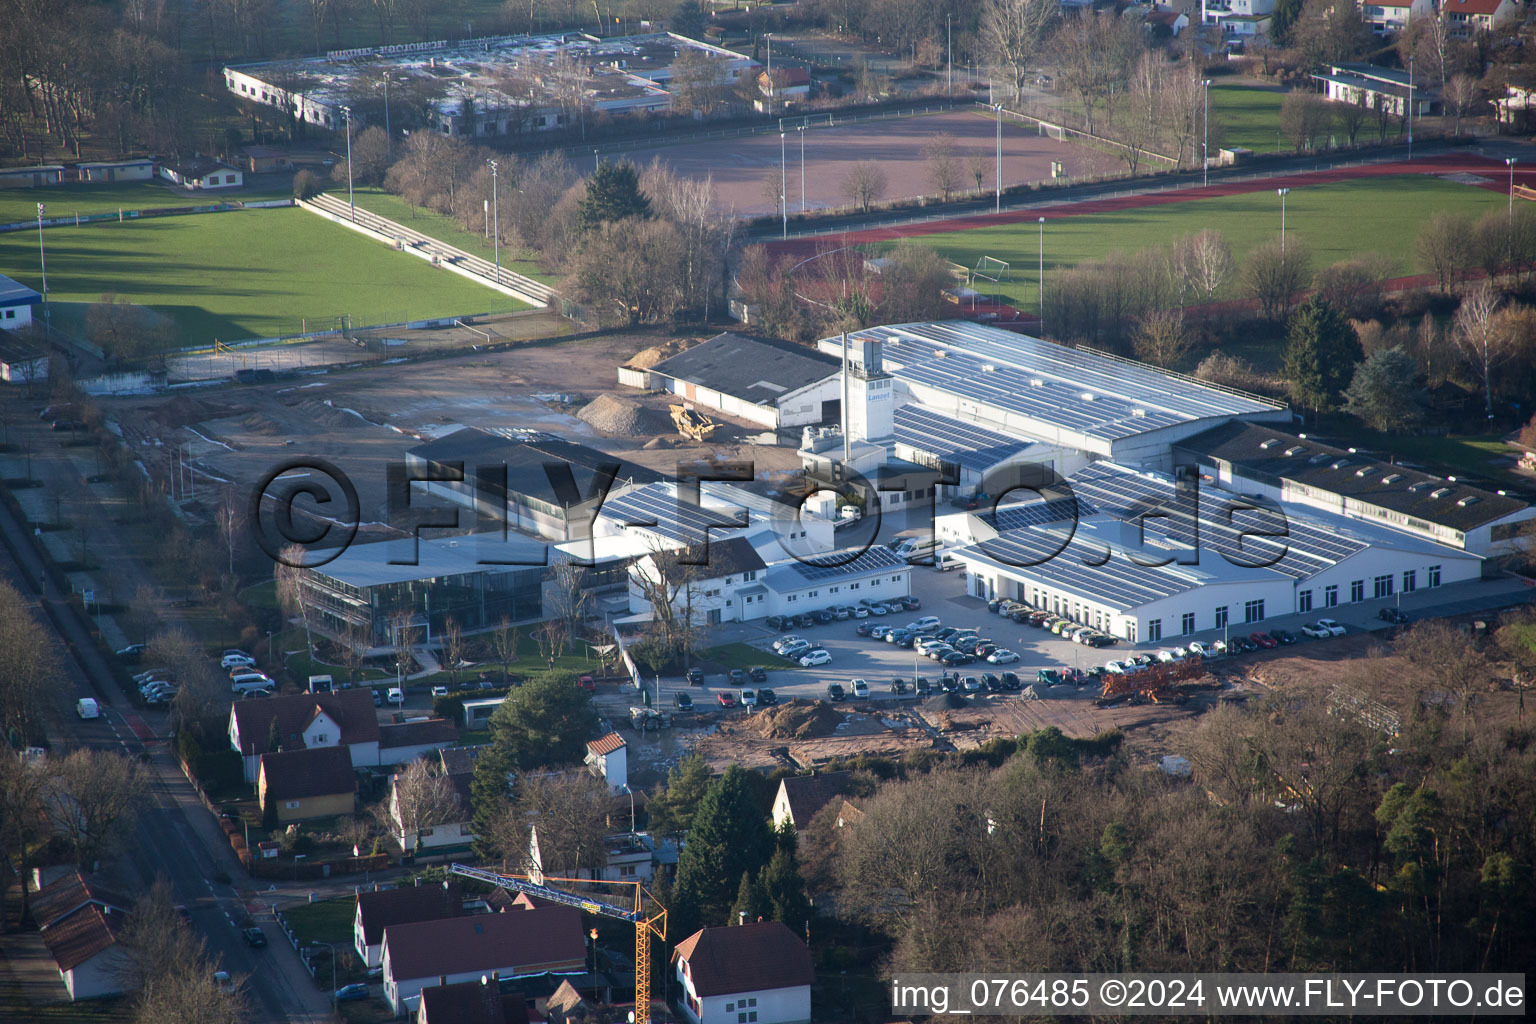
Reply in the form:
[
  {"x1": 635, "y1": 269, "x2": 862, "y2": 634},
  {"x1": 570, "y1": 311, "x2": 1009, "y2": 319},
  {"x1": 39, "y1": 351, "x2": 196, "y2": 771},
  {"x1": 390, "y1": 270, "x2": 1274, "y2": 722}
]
[
  {"x1": 381, "y1": 906, "x2": 586, "y2": 1014},
  {"x1": 584, "y1": 732, "x2": 628, "y2": 791},
  {"x1": 417, "y1": 977, "x2": 532, "y2": 1024},
  {"x1": 1444, "y1": 0, "x2": 1521, "y2": 36},
  {"x1": 40, "y1": 902, "x2": 131, "y2": 1001},
  {"x1": 354, "y1": 881, "x2": 466, "y2": 968},
  {"x1": 228, "y1": 689, "x2": 381, "y2": 782},
  {"x1": 30, "y1": 871, "x2": 130, "y2": 931},
  {"x1": 770, "y1": 772, "x2": 852, "y2": 831},
  {"x1": 672, "y1": 921, "x2": 812, "y2": 1024},
  {"x1": 258, "y1": 746, "x2": 356, "y2": 823}
]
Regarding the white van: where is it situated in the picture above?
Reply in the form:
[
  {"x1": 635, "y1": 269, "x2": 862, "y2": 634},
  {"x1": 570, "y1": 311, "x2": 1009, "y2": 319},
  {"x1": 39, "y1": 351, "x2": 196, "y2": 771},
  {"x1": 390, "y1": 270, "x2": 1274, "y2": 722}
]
[
  {"x1": 231, "y1": 674, "x2": 274, "y2": 695},
  {"x1": 891, "y1": 536, "x2": 940, "y2": 563},
  {"x1": 76, "y1": 698, "x2": 100, "y2": 719}
]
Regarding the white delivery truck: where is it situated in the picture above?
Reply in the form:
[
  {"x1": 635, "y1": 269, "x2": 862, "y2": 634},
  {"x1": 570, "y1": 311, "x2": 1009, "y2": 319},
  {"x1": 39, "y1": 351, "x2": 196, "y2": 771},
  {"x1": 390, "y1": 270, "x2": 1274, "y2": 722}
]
[
  {"x1": 76, "y1": 697, "x2": 100, "y2": 719},
  {"x1": 889, "y1": 529, "x2": 940, "y2": 564}
]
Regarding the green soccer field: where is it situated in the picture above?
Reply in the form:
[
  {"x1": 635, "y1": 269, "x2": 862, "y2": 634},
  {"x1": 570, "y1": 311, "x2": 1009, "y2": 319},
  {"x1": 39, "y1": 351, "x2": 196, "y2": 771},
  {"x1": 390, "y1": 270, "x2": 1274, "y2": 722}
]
[
  {"x1": 0, "y1": 180, "x2": 292, "y2": 227},
  {"x1": 340, "y1": 186, "x2": 557, "y2": 287},
  {"x1": 903, "y1": 175, "x2": 1505, "y2": 311},
  {"x1": 1209, "y1": 83, "x2": 1289, "y2": 154},
  {"x1": 0, "y1": 206, "x2": 527, "y2": 346}
]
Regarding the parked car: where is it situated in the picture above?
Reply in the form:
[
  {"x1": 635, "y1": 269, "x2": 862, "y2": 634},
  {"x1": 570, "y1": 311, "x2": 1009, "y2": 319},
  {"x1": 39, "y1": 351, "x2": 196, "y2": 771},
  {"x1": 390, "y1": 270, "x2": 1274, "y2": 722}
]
[
  {"x1": 386, "y1": 687, "x2": 405, "y2": 705},
  {"x1": 739, "y1": 688, "x2": 758, "y2": 708},
  {"x1": 982, "y1": 673, "x2": 1003, "y2": 693},
  {"x1": 778, "y1": 641, "x2": 812, "y2": 660},
  {"x1": 771, "y1": 636, "x2": 803, "y2": 652},
  {"x1": 116, "y1": 643, "x2": 147, "y2": 662},
  {"x1": 911, "y1": 615, "x2": 942, "y2": 631},
  {"x1": 939, "y1": 651, "x2": 970, "y2": 667},
  {"x1": 220, "y1": 654, "x2": 257, "y2": 670},
  {"x1": 1378, "y1": 607, "x2": 1408, "y2": 624},
  {"x1": 939, "y1": 674, "x2": 959, "y2": 693},
  {"x1": 813, "y1": 609, "x2": 834, "y2": 625},
  {"x1": 716, "y1": 691, "x2": 736, "y2": 708},
  {"x1": 826, "y1": 682, "x2": 846, "y2": 702},
  {"x1": 986, "y1": 649, "x2": 1019, "y2": 664},
  {"x1": 1302, "y1": 619, "x2": 1344, "y2": 638},
  {"x1": 728, "y1": 668, "x2": 747, "y2": 685},
  {"x1": 960, "y1": 675, "x2": 982, "y2": 692},
  {"x1": 851, "y1": 606, "x2": 870, "y2": 618},
  {"x1": 1249, "y1": 632, "x2": 1277, "y2": 650},
  {"x1": 914, "y1": 676, "x2": 932, "y2": 696},
  {"x1": 674, "y1": 692, "x2": 694, "y2": 711},
  {"x1": 749, "y1": 666, "x2": 768, "y2": 683},
  {"x1": 1036, "y1": 669, "x2": 1062, "y2": 686},
  {"x1": 999, "y1": 672, "x2": 1022, "y2": 691},
  {"x1": 1187, "y1": 642, "x2": 1216, "y2": 659},
  {"x1": 1270, "y1": 629, "x2": 1298, "y2": 644},
  {"x1": 851, "y1": 678, "x2": 870, "y2": 699},
  {"x1": 987, "y1": 598, "x2": 1004, "y2": 613},
  {"x1": 371, "y1": 689, "x2": 384, "y2": 707},
  {"x1": 765, "y1": 615, "x2": 785, "y2": 631},
  {"x1": 889, "y1": 677, "x2": 907, "y2": 694},
  {"x1": 800, "y1": 649, "x2": 832, "y2": 667},
  {"x1": 334, "y1": 984, "x2": 369, "y2": 1002},
  {"x1": 431, "y1": 686, "x2": 449, "y2": 698},
  {"x1": 242, "y1": 927, "x2": 267, "y2": 948},
  {"x1": 686, "y1": 667, "x2": 705, "y2": 686},
  {"x1": 856, "y1": 622, "x2": 876, "y2": 637},
  {"x1": 757, "y1": 688, "x2": 778, "y2": 706}
]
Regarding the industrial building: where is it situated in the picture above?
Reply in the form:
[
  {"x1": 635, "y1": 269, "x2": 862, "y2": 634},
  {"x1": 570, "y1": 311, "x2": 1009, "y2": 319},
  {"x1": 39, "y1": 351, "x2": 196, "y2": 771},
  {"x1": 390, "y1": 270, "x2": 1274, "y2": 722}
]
[
  {"x1": 224, "y1": 32, "x2": 754, "y2": 138},
  {"x1": 0, "y1": 274, "x2": 43, "y2": 334}
]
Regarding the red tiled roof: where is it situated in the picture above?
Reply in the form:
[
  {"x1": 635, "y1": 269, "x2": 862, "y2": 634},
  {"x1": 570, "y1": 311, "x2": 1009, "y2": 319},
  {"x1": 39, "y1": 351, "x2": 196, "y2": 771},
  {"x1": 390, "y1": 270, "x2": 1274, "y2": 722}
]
[
  {"x1": 1446, "y1": 0, "x2": 1505, "y2": 14},
  {"x1": 382, "y1": 906, "x2": 586, "y2": 982},
  {"x1": 231, "y1": 688, "x2": 379, "y2": 756},
  {"x1": 419, "y1": 979, "x2": 531, "y2": 1024},
  {"x1": 586, "y1": 733, "x2": 625, "y2": 756},
  {"x1": 41, "y1": 903, "x2": 126, "y2": 972},
  {"x1": 260, "y1": 746, "x2": 355, "y2": 801},
  {"x1": 672, "y1": 921, "x2": 812, "y2": 997},
  {"x1": 31, "y1": 871, "x2": 129, "y2": 930},
  {"x1": 356, "y1": 882, "x2": 465, "y2": 945}
]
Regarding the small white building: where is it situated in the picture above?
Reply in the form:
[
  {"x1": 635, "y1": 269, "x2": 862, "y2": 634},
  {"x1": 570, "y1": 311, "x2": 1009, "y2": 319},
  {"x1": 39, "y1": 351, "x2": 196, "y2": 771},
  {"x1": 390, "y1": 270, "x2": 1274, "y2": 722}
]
[
  {"x1": 530, "y1": 827, "x2": 656, "y2": 882},
  {"x1": 673, "y1": 922, "x2": 813, "y2": 1024},
  {"x1": 0, "y1": 274, "x2": 42, "y2": 334},
  {"x1": 158, "y1": 158, "x2": 244, "y2": 190},
  {"x1": 771, "y1": 771, "x2": 852, "y2": 831},
  {"x1": 584, "y1": 732, "x2": 628, "y2": 792},
  {"x1": 78, "y1": 159, "x2": 155, "y2": 183},
  {"x1": 629, "y1": 332, "x2": 843, "y2": 431},
  {"x1": 1312, "y1": 63, "x2": 1434, "y2": 118},
  {"x1": 1202, "y1": 0, "x2": 1276, "y2": 35},
  {"x1": 1362, "y1": 0, "x2": 1434, "y2": 34},
  {"x1": 388, "y1": 747, "x2": 479, "y2": 854},
  {"x1": 33, "y1": 873, "x2": 133, "y2": 1002},
  {"x1": 228, "y1": 690, "x2": 381, "y2": 783},
  {"x1": 628, "y1": 536, "x2": 771, "y2": 627}
]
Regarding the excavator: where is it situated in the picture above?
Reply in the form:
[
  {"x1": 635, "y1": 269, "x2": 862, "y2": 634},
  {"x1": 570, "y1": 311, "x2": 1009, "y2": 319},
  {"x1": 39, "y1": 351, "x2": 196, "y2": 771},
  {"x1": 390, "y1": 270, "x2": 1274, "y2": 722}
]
[{"x1": 669, "y1": 403, "x2": 718, "y2": 442}]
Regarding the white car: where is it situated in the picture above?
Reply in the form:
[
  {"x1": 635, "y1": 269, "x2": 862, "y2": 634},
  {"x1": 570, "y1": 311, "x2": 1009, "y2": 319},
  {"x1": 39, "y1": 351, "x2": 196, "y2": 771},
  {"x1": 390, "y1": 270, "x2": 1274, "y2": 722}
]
[
  {"x1": 431, "y1": 686, "x2": 449, "y2": 698},
  {"x1": 851, "y1": 606, "x2": 870, "y2": 618},
  {"x1": 1315, "y1": 618, "x2": 1346, "y2": 636},
  {"x1": 1188, "y1": 641, "x2": 1217, "y2": 658},
  {"x1": 850, "y1": 678, "x2": 870, "y2": 699},
  {"x1": 799, "y1": 649, "x2": 832, "y2": 667},
  {"x1": 771, "y1": 635, "x2": 804, "y2": 652},
  {"x1": 1303, "y1": 619, "x2": 1347, "y2": 638},
  {"x1": 1155, "y1": 649, "x2": 1180, "y2": 663},
  {"x1": 740, "y1": 688, "x2": 758, "y2": 708},
  {"x1": 1104, "y1": 660, "x2": 1127, "y2": 675},
  {"x1": 221, "y1": 654, "x2": 257, "y2": 670},
  {"x1": 386, "y1": 687, "x2": 405, "y2": 705},
  {"x1": 76, "y1": 698, "x2": 100, "y2": 719},
  {"x1": 986, "y1": 649, "x2": 1019, "y2": 664},
  {"x1": 1172, "y1": 646, "x2": 1191, "y2": 660}
]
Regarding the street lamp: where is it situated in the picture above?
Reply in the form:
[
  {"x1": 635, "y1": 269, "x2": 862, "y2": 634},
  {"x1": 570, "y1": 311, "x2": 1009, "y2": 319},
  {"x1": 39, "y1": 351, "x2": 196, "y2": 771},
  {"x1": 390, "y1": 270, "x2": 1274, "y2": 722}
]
[
  {"x1": 1507, "y1": 158, "x2": 1518, "y2": 266},
  {"x1": 488, "y1": 160, "x2": 501, "y2": 285},
  {"x1": 947, "y1": 14, "x2": 953, "y2": 93},
  {"x1": 35, "y1": 203, "x2": 47, "y2": 325},
  {"x1": 1407, "y1": 56, "x2": 1414, "y2": 158},
  {"x1": 341, "y1": 105, "x2": 355, "y2": 220},
  {"x1": 1037, "y1": 217, "x2": 1045, "y2": 331},
  {"x1": 319, "y1": 941, "x2": 338, "y2": 1004},
  {"x1": 798, "y1": 125, "x2": 806, "y2": 213},
  {"x1": 994, "y1": 105, "x2": 1003, "y2": 213},
  {"x1": 780, "y1": 131, "x2": 788, "y2": 239},
  {"x1": 1202, "y1": 79, "x2": 1212, "y2": 188},
  {"x1": 621, "y1": 783, "x2": 635, "y2": 834},
  {"x1": 1276, "y1": 188, "x2": 1290, "y2": 254}
]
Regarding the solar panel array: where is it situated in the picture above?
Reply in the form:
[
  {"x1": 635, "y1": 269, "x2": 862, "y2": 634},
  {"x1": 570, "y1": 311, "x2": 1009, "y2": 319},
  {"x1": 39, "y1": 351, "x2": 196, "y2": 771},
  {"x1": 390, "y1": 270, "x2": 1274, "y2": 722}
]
[
  {"x1": 857, "y1": 322, "x2": 1280, "y2": 445},
  {"x1": 599, "y1": 483, "x2": 748, "y2": 545},
  {"x1": 1069, "y1": 462, "x2": 1368, "y2": 579},
  {"x1": 976, "y1": 495, "x2": 1095, "y2": 531},
  {"x1": 893, "y1": 404, "x2": 1032, "y2": 473},
  {"x1": 791, "y1": 544, "x2": 907, "y2": 582}
]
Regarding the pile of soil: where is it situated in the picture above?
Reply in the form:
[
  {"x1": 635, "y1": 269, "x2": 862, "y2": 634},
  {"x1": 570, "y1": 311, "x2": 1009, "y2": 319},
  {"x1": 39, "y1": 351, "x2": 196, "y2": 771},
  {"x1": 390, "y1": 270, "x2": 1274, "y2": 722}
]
[
  {"x1": 627, "y1": 338, "x2": 695, "y2": 369},
  {"x1": 284, "y1": 398, "x2": 366, "y2": 428},
  {"x1": 240, "y1": 413, "x2": 287, "y2": 436},
  {"x1": 754, "y1": 699, "x2": 843, "y2": 740},
  {"x1": 922, "y1": 692, "x2": 973, "y2": 711},
  {"x1": 577, "y1": 394, "x2": 670, "y2": 437},
  {"x1": 143, "y1": 395, "x2": 236, "y2": 429}
]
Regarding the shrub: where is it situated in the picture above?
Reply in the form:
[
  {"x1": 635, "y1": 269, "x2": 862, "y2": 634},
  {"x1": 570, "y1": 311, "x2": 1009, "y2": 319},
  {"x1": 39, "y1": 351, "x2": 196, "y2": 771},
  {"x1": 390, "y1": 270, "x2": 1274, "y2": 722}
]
[{"x1": 292, "y1": 169, "x2": 322, "y2": 200}]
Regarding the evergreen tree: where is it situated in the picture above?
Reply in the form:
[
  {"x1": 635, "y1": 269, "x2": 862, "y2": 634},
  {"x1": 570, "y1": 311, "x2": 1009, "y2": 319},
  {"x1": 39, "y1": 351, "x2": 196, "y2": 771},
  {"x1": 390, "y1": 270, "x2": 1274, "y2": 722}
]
[
  {"x1": 671, "y1": 765, "x2": 775, "y2": 935},
  {"x1": 672, "y1": 0, "x2": 706, "y2": 37},
  {"x1": 266, "y1": 716, "x2": 282, "y2": 753},
  {"x1": 577, "y1": 161, "x2": 651, "y2": 230},
  {"x1": 647, "y1": 753, "x2": 712, "y2": 835},
  {"x1": 759, "y1": 844, "x2": 811, "y2": 932},
  {"x1": 728, "y1": 870, "x2": 767, "y2": 925},
  {"x1": 1342, "y1": 347, "x2": 1426, "y2": 432},
  {"x1": 469, "y1": 743, "x2": 517, "y2": 863},
  {"x1": 1283, "y1": 295, "x2": 1362, "y2": 414},
  {"x1": 487, "y1": 673, "x2": 599, "y2": 770}
]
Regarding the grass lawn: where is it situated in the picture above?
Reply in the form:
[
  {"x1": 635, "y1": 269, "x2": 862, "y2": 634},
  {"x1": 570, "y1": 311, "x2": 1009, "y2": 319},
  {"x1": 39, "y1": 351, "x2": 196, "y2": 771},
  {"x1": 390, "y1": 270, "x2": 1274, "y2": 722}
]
[
  {"x1": 281, "y1": 895, "x2": 356, "y2": 946},
  {"x1": 699, "y1": 642, "x2": 798, "y2": 672},
  {"x1": 0, "y1": 180, "x2": 292, "y2": 226},
  {"x1": 908, "y1": 176, "x2": 1505, "y2": 311},
  {"x1": 1361, "y1": 432, "x2": 1520, "y2": 482},
  {"x1": 0, "y1": 206, "x2": 525, "y2": 345},
  {"x1": 341, "y1": 187, "x2": 556, "y2": 287},
  {"x1": 1210, "y1": 83, "x2": 1288, "y2": 155}
]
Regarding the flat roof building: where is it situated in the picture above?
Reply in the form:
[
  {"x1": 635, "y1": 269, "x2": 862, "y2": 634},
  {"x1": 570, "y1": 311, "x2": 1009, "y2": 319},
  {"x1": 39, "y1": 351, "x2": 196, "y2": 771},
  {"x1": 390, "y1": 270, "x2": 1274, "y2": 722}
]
[
  {"x1": 631, "y1": 332, "x2": 843, "y2": 431},
  {"x1": 0, "y1": 273, "x2": 43, "y2": 335}
]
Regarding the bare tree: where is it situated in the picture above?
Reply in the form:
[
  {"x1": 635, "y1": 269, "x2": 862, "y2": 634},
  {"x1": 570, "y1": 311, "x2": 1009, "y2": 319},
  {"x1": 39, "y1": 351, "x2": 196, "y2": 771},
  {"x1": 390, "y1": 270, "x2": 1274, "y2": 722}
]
[
  {"x1": 1397, "y1": 619, "x2": 1491, "y2": 733},
  {"x1": 1242, "y1": 236, "x2": 1311, "y2": 322},
  {"x1": 967, "y1": 152, "x2": 991, "y2": 192},
  {"x1": 1332, "y1": 96, "x2": 1368, "y2": 145},
  {"x1": 979, "y1": 0, "x2": 1057, "y2": 103},
  {"x1": 441, "y1": 616, "x2": 466, "y2": 691},
  {"x1": 1443, "y1": 73, "x2": 1480, "y2": 136},
  {"x1": 760, "y1": 166, "x2": 785, "y2": 218},
  {"x1": 337, "y1": 620, "x2": 371, "y2": 690},
  {"x1": 0, "y1": 583, "x2": 58, "y2": 748},
  {"x1": 1279, "y1": 92, "x2": 1330, "y2": 153},
  {"x1": 506, "y1": 769, "x2": 614, "y2": 878},
  {"x1": 389, "y1": 757, "x2": 463, "y2": 853},
  {"x1": 389, "y1": 608, "x2": 419, "y2": 683},
  {"x1": 548, "y1": 559, "x2": 590, "y2": 640},
  {"x1": 41, "y1": 748, "x2": 147, "y2": 867},
  {"x1": 923, "y1": 134, "x2": 961, "y2": 202},
  {"x1": 491, "y1": 616, "x2": 521, "y2": 681},
  {"x1": 0, "y1": 750, "x2": 49, "y2": 929},
  {"x1": 274, "y1": 544, "x2": 314, "y2": 664},
  {"x1": 1188, "y1": 229, "x2": 1234, "y2": 301},
  {"x1": 1453, "y1": 283, "x2": 1518, "y2": 419},
  {"x1": 841, "y1": 161, "x2": 887, "y2": 213},
  {"x1": 1132, "y1": 310, "x2": 1192, "y2": 368},
  {"x1": 148, "y1": 628, "x2": 224, "y2": 728},
  {"x1": 215, "y1": 488, "x2": 243, "y2": 578}
]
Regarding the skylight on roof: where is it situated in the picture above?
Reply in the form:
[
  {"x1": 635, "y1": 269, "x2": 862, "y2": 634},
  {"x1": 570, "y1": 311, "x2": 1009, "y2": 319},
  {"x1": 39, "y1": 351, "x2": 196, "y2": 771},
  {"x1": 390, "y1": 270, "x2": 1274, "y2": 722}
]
[
  {"x1": 1354, "y1": 467, "x2": 1373, "y2": 477},
  {"x1": 1284, "y1": 446, "x2": 1306, "y2": 456},
  {"x1": 1382, "y1": 473, "x2": 1403, "y2": 484},
  {"x1": 1458, "y1": 496, "x2": 1481, "y2": 507},
  {"x1": 1260, "y1": 438, "x2": 1279, "y2": 449},
  {"x1": 1431, "y1": 487, "x2": 1452, "y2": 498}
]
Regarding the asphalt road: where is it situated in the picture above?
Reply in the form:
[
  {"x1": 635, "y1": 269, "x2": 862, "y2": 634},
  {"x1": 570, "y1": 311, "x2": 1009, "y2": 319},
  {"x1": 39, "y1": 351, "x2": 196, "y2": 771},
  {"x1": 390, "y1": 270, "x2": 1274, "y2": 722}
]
[{"x1": 0, "y1": 485, "x2": 332, "y2": 1021}]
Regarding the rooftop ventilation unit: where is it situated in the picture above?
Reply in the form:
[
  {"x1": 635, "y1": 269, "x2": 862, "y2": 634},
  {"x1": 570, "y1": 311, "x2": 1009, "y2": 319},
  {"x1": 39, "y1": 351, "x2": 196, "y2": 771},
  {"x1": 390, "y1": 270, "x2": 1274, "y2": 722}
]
[
  {"x1": 1457, "y1": 496, "x2": 1481, "y2": 507},
  {"x1": 1132, "y1": 408, "x2": 1147, "y2": 417},
  {"x1": 1284, "y1": 446, "x2": 1306, "y2": 456},
  {"x1": 934, "y1": 349, "x2": 948, "y2": 358},
  {"x1": 1329, "y1": 459, "x2": 1350, "y2": 470},
  {"x1": 1081, "y1": 392, "x2": 1096, "y2": 401},
  {"x1": 1407, "y1": 481, "x2": 1433, "y2": 492},
  {"x1": 1309, "y1": 453, "x2": 1333, "y2": 465},
  {"x1": 1431, "y1": 487, "x2": 1452, "y2": 499},
  {"x1": 1382, "y1": 473, "x2": 1403, "y2": 484},
  {"x1": 1029, "y1": 378, "x2": 1044, "y2": 387},
  {"x1": 1260, "y1": 438, "x2": 1279, "y2": 449},
  {"x1": 1355, "y1": 467, "x2": 1373, "y2": 477},
  {"x1": 981, "y1": 363, "x2": 995, "y2": 372}
]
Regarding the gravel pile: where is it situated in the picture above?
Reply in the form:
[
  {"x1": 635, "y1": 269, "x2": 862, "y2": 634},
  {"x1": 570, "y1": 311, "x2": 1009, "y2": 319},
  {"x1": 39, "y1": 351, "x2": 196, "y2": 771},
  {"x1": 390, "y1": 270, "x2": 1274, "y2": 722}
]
[
  {"x1": 577, "y1": 394, "x2": 670, "y2": 436},
  {"x1": 754, "y1": 699, "x2": 843, "y2": 740},
  {"x1": 922, "y1": 692, "x2": 973, "y2": 711}
]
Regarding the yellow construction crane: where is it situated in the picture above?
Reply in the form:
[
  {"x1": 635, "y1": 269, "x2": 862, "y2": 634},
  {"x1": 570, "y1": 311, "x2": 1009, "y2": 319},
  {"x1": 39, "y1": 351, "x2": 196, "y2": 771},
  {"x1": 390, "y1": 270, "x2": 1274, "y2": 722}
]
[{"x1": 449, "y1": 863, "x2": 666, "y2": 1024}]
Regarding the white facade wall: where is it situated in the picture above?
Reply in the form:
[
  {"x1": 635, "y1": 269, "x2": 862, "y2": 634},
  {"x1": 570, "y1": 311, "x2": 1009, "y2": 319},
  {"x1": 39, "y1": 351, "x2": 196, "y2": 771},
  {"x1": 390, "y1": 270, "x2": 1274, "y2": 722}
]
[
  {"x1": 676, "y1": 971, "x2": 811, "y2": 1024},
  {"x1": 1, "y1": 304, "x2": 36, "y2": 332},
  {"x1": 379, "y1": 739, "x2": 454, "y2": 767},
  {"x1": 62, "y1": 950, "x2": 130, "y2": 1001},
  {"x1": 765, "y1": 568, "x2": 910, "y2": 618}
]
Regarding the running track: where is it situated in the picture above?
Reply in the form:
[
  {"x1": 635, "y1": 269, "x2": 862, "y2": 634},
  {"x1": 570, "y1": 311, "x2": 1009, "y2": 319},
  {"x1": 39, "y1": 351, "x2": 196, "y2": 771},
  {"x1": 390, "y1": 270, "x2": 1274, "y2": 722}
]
[{"x1": 763, "y1": 152, "x2": 1536, "y2": 259}]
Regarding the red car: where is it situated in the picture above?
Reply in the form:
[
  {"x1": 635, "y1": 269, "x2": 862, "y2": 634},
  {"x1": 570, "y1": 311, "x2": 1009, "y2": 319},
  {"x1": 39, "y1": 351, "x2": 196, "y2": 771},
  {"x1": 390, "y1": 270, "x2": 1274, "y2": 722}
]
[
  {"x1": 716, "y1": 692, "x2": 736, "y2": 707},
  {"x1": 1249, "y1": 631, "x2": 1277, "y2": 650},
  {"x1": 577, "y1": 675, "x2": 596, "y2": 692}
]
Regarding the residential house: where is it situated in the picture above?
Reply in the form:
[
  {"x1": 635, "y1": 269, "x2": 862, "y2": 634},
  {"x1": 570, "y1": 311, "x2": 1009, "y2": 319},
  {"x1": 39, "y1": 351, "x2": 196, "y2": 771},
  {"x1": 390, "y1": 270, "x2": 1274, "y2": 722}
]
[
  {"x1": 628, "y1": 536, "x2": 770, "y2": 626},
  {"x1": 0, "y1": 273, "x2": 43, "y2": 333},
  {"x1": 544, "y1": 979, "x2": 592, "y2": 1024},
  {"x1": 529, "y1": 828, "x2": 655, "y2": 883},
  {"x1": 1144, "y1": 7, "x2": 1191, "y2": 35},
  {"x1": 229, "y1": 689, "x2": 380, "y2": 783},
  {"x1": 771, "y1": 772, "x2": 852, "y2": 832},
  {"x1": 1362, "y1": 0, "x2": 1434, "y2": 34},
  {"x1": 1312, "y1": 63, "x2": 1436, "y2": 117},
  {"x1": 755, "y1": 67, "x2": 812, "y2": 113},
  {"x1": 381, "y1": 906, "x2": 586, "y2": 1014},
  {"x1": 258, "y1": 746, "x2": 356, "y2": 823},
  {"x1": 387, "y1": 747, "x2": 480, "y2": 854},
  {"x1": 417, "y1": 977, "x2": 532, "y2": 1024},
  {"x1": 158, "y1": 158, "x2": 244, "y2": 190},
  {"x1": 40, "y1": 903, "x2": 132, "y2": 1001},
  {"x1": 834, "y1": 799, "x2": 865, "y2": 829},
  {"x1": 585, "y1": 733, "x2": 628, "y2": 792},
  {"x1": 1201, "y1": 0, "x2": 1275, "y2": 37},
  {"x1": 33, "y1": 872, "x2": 135, "y2": 1001},
  {"x1": 379, "y1": 718, "x2": 459, "y2": 766},
  {"x1": 354, "y1": 881, "x2": 466, "y2": 969},
  {"x1": 1495, "y1": 83, "x2": 1536, "y2": 125},
  {"x1": 1444, "y1": 0, "x2": 1521, "y2": 36},
  {"x1": 672, "y1": 922, "x2": 813, "y2": 1024},
  {"x1": 623, "y1": 332, "x2": 842, "y2": 431}
]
